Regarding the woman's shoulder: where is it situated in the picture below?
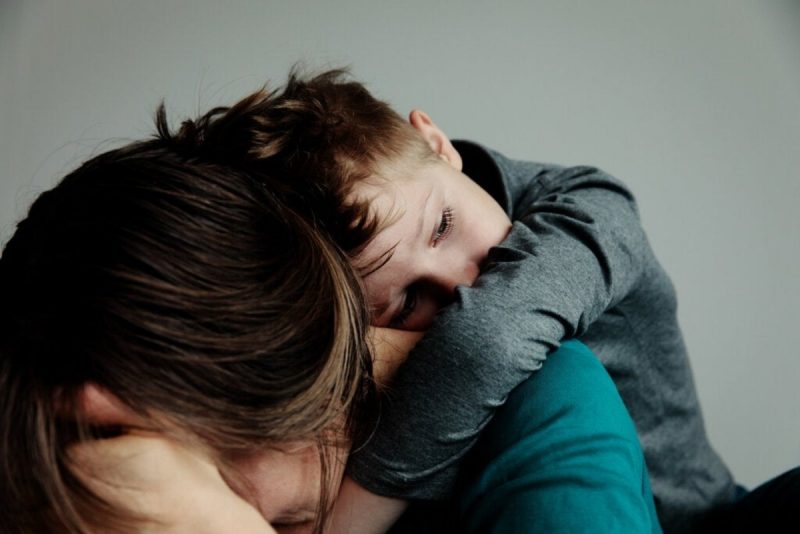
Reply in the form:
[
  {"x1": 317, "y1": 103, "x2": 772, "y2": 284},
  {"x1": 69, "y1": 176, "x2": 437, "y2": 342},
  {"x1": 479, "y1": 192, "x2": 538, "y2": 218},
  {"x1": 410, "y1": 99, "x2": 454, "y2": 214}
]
[
  {"x1": 456, "y1": 338, "x2": 661, "y2": 533},
  {"x1": 479, "y1": 339, "x2": 638, "y2": 452}
]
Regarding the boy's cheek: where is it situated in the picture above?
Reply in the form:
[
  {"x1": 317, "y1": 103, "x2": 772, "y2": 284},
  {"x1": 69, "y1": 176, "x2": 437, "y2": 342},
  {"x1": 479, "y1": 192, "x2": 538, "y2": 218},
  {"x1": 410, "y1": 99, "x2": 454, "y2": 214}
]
[{"x1": 406, "y1": 293, "x2": 442, "y2": 332}]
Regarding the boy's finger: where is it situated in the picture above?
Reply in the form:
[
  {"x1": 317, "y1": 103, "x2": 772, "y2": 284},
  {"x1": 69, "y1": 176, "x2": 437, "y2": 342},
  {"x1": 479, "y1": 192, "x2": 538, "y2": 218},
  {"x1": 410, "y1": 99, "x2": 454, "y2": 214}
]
[{"x1": 368, "y1": 327, "x2": 425, "y2": 383}]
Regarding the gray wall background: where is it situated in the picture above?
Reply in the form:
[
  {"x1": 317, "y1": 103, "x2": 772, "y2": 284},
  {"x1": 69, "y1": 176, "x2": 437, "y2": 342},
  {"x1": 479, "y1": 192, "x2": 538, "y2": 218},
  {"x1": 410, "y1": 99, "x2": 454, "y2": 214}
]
[{"x1": 1, "y1": 1, "x2": 798, "y2": 488}]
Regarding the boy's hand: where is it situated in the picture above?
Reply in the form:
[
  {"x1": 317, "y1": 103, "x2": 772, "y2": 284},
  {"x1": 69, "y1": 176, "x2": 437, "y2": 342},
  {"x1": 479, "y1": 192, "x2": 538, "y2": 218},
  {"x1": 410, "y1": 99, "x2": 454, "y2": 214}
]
[
  {"x1": 368, "y1": 327, "x2": 424, "y2": 385},
  {"x1": 68, "y1": 433, "x2": 275, "y2": 533}
]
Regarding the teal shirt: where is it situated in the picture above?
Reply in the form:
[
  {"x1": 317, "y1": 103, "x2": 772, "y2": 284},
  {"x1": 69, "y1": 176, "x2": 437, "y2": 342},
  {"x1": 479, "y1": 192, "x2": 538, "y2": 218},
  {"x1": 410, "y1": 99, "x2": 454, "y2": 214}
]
[
  {"x1": 458, "y1": 340, "x2": 660, "y2": 533},
  {"x1": 392, "y1": 340, "x2": 661, "y2": 533}
]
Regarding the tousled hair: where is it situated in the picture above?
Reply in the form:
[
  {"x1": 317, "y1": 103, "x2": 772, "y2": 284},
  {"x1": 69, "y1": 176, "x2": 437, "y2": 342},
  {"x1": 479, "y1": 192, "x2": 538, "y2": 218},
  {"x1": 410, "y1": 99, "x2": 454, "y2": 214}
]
[
  {"x1": 163, "y1": 67, "x2": 438, "y2": 263},
  {"x1": 1, "y1": 94, "x2": 375, "y2": 532}
]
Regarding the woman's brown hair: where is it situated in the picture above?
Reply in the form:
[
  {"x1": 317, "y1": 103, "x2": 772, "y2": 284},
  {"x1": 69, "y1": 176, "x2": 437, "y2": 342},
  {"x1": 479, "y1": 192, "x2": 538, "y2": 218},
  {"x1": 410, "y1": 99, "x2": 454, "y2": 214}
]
[{"x1": 0, "y1": 101, "x2": 374, "y2": 532}]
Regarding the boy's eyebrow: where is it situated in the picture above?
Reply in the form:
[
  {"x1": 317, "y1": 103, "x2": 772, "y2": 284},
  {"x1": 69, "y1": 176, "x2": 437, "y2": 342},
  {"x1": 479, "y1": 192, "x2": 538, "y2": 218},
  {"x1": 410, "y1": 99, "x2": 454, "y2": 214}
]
[
  {"x1": 363, "y1": 187, "x2": 433, "y2": 280},
  {"x1": 360, "y1": 243, "x2": 398, "y2": 279},
  {"x1": 368, "y1": 187, "x2": 435, "y2": 321},
  {"x1": 416, "y1": 188, "x2": 435, "y2": 245}
]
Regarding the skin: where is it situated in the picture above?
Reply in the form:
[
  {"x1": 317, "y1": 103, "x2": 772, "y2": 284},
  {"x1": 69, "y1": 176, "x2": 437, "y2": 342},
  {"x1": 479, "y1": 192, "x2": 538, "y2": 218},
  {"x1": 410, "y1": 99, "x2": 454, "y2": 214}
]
[
  {"x1": 217, "y1": 328, "x2": 425, "y2": 533},
  {"x1": 325, "y1": 110, "x2": 514, "y2": 533},
  {"x1": 72, "y1": 110, "x2": 512, "y2": 533},
  {"x1": 70, "y1": 434, "x2": 276, "y2": 534},
  {"x1": 353, "y1": 110, "x2": 512, "y2": 331},
  {"x1": 71, "y1": 328, "x2": 422, "y2": 533}
]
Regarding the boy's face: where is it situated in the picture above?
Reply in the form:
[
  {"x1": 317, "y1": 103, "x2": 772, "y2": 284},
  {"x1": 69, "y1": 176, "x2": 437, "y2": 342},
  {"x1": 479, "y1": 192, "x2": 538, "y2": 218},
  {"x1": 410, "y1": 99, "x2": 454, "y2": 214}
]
[{"x1": 353, "y1": 111, "x2": 512, "y2": 331}]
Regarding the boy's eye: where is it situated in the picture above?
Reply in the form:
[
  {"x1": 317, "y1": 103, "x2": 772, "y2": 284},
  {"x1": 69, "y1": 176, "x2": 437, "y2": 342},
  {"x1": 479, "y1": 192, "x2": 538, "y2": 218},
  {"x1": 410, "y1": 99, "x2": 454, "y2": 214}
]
[
  {"x1": 433, "y1": 206, "x2": 454, "y2": 245},
  {"x1": 389, "y1": 285, "x2": 418, "y2": 328}
]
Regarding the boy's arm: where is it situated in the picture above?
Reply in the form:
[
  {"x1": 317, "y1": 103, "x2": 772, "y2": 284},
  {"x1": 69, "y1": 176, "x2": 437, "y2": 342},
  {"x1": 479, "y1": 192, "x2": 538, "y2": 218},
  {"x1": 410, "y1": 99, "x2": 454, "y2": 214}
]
[{"x1": 347, "y1": 162, "x2": 651, "y2": 500}]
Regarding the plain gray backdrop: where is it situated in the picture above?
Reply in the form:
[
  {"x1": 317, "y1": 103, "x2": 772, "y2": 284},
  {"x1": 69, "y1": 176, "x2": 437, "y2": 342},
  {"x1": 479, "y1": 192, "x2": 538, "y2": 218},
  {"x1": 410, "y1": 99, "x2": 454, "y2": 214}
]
[{"x1": 2, "y1": 0, "x2": 798, "y2": 489}]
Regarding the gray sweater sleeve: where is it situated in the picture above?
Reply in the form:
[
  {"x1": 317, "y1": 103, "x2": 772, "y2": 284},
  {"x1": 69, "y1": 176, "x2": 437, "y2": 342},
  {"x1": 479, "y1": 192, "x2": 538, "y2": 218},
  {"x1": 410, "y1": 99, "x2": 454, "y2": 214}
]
[{"x1": 347, "y1": 157, "x2": 649, "y2": 499}]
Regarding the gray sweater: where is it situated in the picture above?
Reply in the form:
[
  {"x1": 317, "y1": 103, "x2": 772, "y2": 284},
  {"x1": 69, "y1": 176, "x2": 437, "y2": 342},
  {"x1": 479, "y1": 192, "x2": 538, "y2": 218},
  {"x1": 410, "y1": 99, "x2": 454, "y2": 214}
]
[{"x1": 348, "y1": 141, "x2": 736, "y2": 533}]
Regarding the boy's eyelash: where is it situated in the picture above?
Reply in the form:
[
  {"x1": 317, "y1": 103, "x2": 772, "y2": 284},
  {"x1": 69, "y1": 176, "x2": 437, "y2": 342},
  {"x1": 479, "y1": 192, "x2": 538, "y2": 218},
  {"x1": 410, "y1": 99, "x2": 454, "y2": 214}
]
[
  {"x1": 434, "y1": 206, "x2": 454, "y2": 244},
  {"x1": 390, "y1": 285, "x2": 417, "y2": 328},
  {"x1": 390, "y1": 207, "x2": 454, "y2": 327}
]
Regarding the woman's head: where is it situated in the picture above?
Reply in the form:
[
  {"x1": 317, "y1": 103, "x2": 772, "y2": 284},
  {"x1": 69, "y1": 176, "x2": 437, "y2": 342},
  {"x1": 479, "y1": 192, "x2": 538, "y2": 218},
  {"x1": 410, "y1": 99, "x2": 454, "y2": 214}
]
[{"x1": 0, "y1": 106, "x2": 374, "y2": 532}]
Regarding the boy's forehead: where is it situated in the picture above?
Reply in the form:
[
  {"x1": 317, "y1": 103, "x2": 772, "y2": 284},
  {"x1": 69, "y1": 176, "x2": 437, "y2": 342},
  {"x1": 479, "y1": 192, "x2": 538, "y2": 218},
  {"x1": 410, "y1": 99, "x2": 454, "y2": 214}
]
[
  {"x1": 368, "y1": 168, "x2": 438, "y2": 221},
  {"x1": 353, "y1": 179, "x2": 433, "y2": 266}
]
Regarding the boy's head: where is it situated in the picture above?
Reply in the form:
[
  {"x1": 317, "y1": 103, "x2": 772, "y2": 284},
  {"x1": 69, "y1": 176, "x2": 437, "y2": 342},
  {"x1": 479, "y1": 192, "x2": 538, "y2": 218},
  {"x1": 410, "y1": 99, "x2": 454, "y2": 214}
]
[
  {"x1": 349, "y1": 109, "x2": 511, "y2": 330},
  {"x1": 184, "y1": 67, "x2": 511, "y2": 330}
]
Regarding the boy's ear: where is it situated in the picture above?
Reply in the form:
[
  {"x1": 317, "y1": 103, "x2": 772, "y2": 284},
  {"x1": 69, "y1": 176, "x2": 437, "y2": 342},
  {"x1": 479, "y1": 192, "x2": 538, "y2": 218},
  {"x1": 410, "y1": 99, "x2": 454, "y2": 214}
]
[{"x1": 408, "y1": 110, "x2": 463, "y2": 171}]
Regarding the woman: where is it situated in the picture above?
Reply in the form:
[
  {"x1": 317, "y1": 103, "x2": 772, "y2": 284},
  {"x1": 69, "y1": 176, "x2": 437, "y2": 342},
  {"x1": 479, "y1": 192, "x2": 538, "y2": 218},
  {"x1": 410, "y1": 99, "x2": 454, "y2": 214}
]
[
  {"x1": 0, "y1": 82, "x2": 659, "y2": 533},
  {"x1": 0, "y1": 114, "x2": 376, "y2": 532}
]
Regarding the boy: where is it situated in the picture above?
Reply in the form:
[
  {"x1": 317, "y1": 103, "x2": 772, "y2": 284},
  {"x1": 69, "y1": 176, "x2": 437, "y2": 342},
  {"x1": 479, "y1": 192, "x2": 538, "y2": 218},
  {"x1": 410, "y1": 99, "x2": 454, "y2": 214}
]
[{"x1": 237, "y1": 69, "x2": 735, "y2": 532}]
